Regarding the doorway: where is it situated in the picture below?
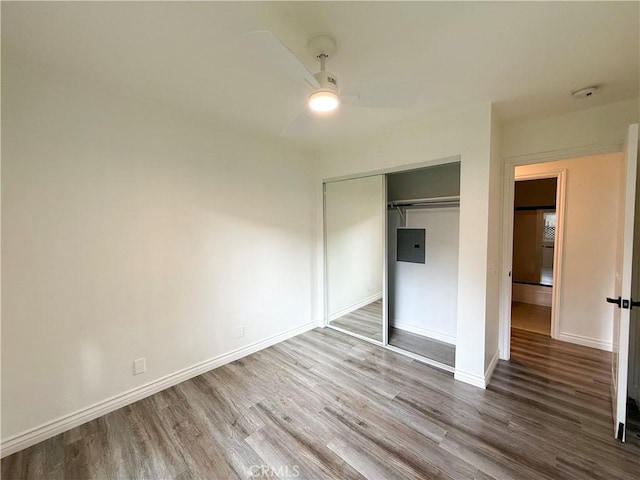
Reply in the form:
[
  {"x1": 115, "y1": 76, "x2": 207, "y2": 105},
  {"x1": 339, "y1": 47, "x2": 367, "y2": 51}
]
[
  {"x1": 510, "y1": 176, "x2": 558, "y2": 337},
  {"x1": 500, "y1": 151, "x2": 630, "y2": 363},
  {"x1": 499, "y1": 164, "x2": 567, "y2": 360}
]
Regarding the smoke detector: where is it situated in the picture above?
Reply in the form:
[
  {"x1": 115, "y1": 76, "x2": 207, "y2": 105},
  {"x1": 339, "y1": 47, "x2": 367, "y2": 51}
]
[{"x1": 571, "y1": 86, "x2": 599, "y2": 99}]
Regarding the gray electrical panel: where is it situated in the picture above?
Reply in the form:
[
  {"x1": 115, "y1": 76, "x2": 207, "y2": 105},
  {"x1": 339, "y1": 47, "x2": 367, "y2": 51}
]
[{"x1": 397, "y1": 228, "x2": 425, "y2": 264}]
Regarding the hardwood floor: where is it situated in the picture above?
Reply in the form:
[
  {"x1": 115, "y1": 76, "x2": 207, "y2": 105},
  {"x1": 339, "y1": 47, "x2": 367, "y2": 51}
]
[
  {"x1": 329, "y1": 299, "x2": 383, "y2": 342},
  {"x1": 3, "y1": 327, "x2": 639, "y2": 479},
  {"x1": 511, "y1": 301, "x2": 551, "y2": 335},
  {"x1": 388, "y1": 327, "x2": 456, "y2": 367}
]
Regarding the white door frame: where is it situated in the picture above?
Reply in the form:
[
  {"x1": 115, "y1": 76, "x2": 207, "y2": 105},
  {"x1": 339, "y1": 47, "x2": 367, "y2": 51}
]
[
  {"x1": 499, "y1": 159, "x2": 567, "y2": 360},
  {"x1": 612, "y1": 124, "x2": 639, "y2": 440}
]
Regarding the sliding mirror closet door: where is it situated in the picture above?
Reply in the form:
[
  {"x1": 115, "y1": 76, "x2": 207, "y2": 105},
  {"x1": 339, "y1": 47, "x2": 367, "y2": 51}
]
[
  {"x1": 325, "y1": 175, "x2": 384, "y2": 342},
  {"x1": 387, "y1": 162, "x2": 460, "y2": 368}
]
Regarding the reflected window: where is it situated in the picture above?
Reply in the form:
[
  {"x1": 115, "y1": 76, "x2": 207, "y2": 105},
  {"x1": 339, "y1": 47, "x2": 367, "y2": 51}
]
[
  {"x1": 543, "y1": 212, "x2": 556, "y2": 243},
  {"x1": 540, "y1": 210, "x2": 555, "y2": 286}
]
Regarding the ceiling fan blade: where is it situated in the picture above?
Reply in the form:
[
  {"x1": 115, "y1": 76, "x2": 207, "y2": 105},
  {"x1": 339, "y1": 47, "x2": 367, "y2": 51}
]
[
  {"x1": 243, "y1": 31, "x2": 320, "y2": 89},
  {"x1": 342, "y1": 81, "x2": 420, "y2": 108},
  {"x1": 280, "y1": 110, "x2": 313, "y2": 138}
]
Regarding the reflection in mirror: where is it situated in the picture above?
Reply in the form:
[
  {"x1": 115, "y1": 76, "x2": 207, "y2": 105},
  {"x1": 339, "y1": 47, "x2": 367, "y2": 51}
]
[{"x1": 325, "y1": 175, "x2": 384, "y2": 342}]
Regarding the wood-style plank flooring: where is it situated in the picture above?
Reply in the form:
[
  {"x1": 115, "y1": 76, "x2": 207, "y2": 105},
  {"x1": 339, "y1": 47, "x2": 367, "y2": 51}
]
[
  {"x1": 329, "y1": 299, "x2": 383, "y2": 342},
  {"x1": 3, "y1": 328, "x2": 640, "y2": 479},
  {"x1": 388, "y1": 327, "x2": 456, "y2": 367},
  {"x1": 511, "y1": 301, "x2": 551, "y2": 335}
]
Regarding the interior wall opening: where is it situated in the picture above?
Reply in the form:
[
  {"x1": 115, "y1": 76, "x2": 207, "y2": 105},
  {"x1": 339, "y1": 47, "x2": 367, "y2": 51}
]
[
  {"x1": 511, "y1": 177, "x2": 557, "y2": 337},
  {"x1": 387, "y1": 162, "x2": 461, "y2": 368}
]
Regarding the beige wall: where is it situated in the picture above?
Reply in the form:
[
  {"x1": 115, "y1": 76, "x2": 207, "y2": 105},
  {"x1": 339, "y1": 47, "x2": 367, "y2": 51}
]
[
  {"x1": 2, "y1": 63, "x2": 319, "y2": 443},
  {"x1": 503, "y1": 98, "x2": 639, "y2": 159},
  {"x1": 515, "y1": 152, "x2": 624, "y2": 350}
]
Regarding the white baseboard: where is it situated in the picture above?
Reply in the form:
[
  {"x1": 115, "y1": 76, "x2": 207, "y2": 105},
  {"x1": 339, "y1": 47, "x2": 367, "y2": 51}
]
[
  {"x1": 328, "y1": 293, "x2": 382, "y2": 321},
  {"x1": 454, "y1": 369, "x2": 486, "y2": 389},
  {"x1": 557, "y1": 332, "x2": 612, "y2": 352},
  {"x1": 484, "y1": 350, "x2": 500, "y2": 387},
  {"x1": 0, "y1": 320, "x2": 321, "y2": 458},
  {"x1": 453, "y1": 349, "x2": 499, "y2": 390},
  {"x1": 390, "y1": 321, "x2": 456, "y2": 345}
]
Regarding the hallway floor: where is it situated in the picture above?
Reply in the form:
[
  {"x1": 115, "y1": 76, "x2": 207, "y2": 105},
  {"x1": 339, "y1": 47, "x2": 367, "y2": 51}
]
[{"x1": 511, "y1": 301, "x2": 551, "y2": 335}]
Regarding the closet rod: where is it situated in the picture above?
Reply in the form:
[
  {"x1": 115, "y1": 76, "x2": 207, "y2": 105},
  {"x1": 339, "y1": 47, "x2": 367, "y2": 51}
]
[
  {"x1": 388, "y1": 201, "x2": 459, "y2": 209},
  {"x1": 387, "y1": 195, "x2": 460, "y2": 209}
]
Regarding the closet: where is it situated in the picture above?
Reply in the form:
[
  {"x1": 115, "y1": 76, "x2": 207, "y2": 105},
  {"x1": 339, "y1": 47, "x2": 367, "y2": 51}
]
[
  {"x1": 324, "y1": 160, "x2": 461, "y2": 372},
  {"x1": 387, "y1": 163, "x2": 460, "y2": 369}
]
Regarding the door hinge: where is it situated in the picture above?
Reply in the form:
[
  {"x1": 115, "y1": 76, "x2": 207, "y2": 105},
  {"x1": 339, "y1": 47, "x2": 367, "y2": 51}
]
[{"x1": 617, "y1": 422, "x2": 624, "y2": 441}]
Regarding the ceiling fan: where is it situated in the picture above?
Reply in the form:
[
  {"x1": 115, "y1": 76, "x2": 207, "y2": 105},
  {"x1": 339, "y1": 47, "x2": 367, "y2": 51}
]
[{"x1": 243, "y1": 31, "x2": 420, "y2": 137}]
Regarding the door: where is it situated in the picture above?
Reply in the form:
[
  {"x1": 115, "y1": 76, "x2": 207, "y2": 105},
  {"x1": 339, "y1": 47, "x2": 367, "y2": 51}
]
[
  {"x1": 610, "y1": 124, "x2": 639, "y2": 441},
  {"x1": 324, "y1": 175, "x2": 385, "y2": 343}
]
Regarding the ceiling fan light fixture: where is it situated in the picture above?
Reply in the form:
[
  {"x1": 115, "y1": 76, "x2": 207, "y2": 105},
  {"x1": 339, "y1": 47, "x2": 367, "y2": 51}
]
[{"x1": 308, "y1": 90, "x2": 340, "y2": 112}]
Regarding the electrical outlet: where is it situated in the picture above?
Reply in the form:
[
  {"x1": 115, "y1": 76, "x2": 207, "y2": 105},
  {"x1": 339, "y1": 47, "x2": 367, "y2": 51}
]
[
  {"x1": 238, "y1": 326, "x2": 245, "y2": 338},
  {"x1": 134, "y1": 358, "x2": 146, "y2": 375}
]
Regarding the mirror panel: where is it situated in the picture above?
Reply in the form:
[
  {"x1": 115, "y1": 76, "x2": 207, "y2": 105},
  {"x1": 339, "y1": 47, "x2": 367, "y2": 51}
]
[{"x1": 325, "y1": 175, "x2": 384, "y2": 342}]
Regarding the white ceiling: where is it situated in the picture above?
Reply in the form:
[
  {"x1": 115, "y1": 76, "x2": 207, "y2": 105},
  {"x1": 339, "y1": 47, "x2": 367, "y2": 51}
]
[{"x1": 3, "y1": 2, "x2": 639, "y2": 144}]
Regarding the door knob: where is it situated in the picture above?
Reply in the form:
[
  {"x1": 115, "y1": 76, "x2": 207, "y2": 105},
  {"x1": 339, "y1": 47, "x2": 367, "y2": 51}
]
[{"x1": 606, "y1": 296, "x2": 622, "y2": 308}]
